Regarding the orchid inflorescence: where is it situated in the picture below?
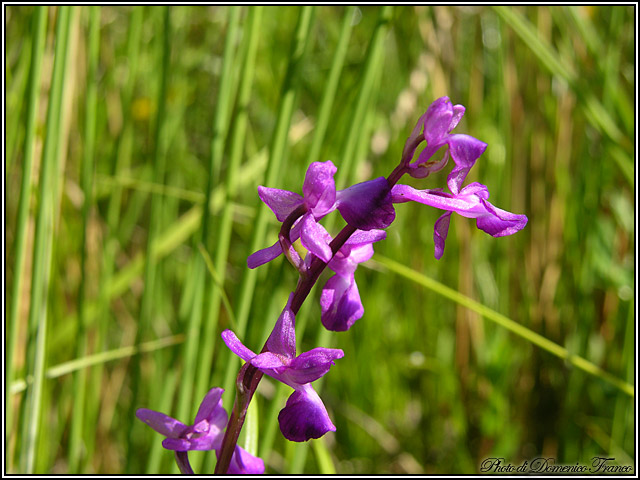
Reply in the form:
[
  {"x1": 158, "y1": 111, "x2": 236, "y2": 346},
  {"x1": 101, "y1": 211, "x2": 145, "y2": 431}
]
[{"x1": 136, "y1": 97, "x2": 528, "y2": 474}]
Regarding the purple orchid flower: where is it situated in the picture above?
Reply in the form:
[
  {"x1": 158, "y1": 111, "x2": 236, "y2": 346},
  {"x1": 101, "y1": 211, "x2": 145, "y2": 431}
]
[
  {"x1": 248, "y1": 161, "x2": 338, "y2": 268},
  {"x1": 335, "y1": 177, "x2": 396, "y2": 231},
  {"x1": 320, "y1": 229, "x2": 386, "y2": 331},
  {"x1": 406, "y1": 97, "x2": 487, "y2": 195},
  {"x1": 136, "y1": 387, "x2": 264, "y2": 474},
  {"x1": 391, "y1": 182, "x2": 528, "y2": 259},
  {"x1": 222, "y1": 294, "x2": 344, "y2": 442}
]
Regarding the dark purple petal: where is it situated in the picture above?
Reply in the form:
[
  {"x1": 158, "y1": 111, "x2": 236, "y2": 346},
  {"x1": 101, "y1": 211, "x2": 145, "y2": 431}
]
[
  {"x1": 303, "y1": 161, "x2": 337, "y2": 217},
  {"x1": 446, "y1": 134, "x2": 487, "y2": 194},
  {"x1": 163, "y1": 432, "x2": 218, "y2": 451},
  {"x1": 278, "y1": 385, "x2": 336, "y2": 442},
  {"x1": 423, "y1": 96, "x2": 454, "y2": 145},
  {"x1": 247, "y1": 218, "x2": 304, "y2": 269},
  {"x1": 258, "y1": 186, "x2": 304, "y2": 222},
  {"x1": 409, "y1": 146, "x2": 450, "y2": 179},
  {"x1": 162, "y1": 437, "x2": 193, "y2": 451},
  {"x1": 136, "y1": 409, "x2": 187, "y2": 439},
  {"x1": 247, "y1": 242, "x2": 284, "y2": 269},
  {"x1": 193, "y1": 388, "x2": 225, "y2": 426},
  {"x1": 286, "y1": 348, "x2": 344, "y2": 385},
  {"x1": 299, "y1": 214, "x2": 333, "y2": 263},
  {"x1": 476, "y1": 200, "x2": 528, "y2": 237},
  {"x1": 402, "y1": 111, "x2": 427, "y2": 162},
  {"x1": 449, "y1": 104, "x2": 466, "y2": 131},
  {"x1": 221, "y1": 330, "x2": 257, "y2": 363},
  {"x1": 337, "y1": 177, "x2": 396, "y2": 230},
  {"x1": 227, "y1": 446, "x2": 265, "y2": 475},
  {"x1": 264, "y1": 294, "x2": 296, "y2": 358},
  {"x1": 320, "y1": 274, "x2": 364, "y2": 331},
  {"x1": 433, "y1": 212, "x2": 452, "y2": 260}
]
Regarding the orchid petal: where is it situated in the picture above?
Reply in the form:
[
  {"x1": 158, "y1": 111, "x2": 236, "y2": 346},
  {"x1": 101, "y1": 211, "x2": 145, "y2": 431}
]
[
  {"x1": 337, "y1": 177, "x2": 396, "y2": 230},
  {"x1": 423, "y1": 96, "x2": 454, "y2": 145},
  {"x1": 476, "y1": 200, "x2": 528, "y2": 237},
  {"x1": 278, "y1": 385, "x2": 336, "y2": 442},
  {"x1": 303, "y1": 161, "x2": 337, "y2": 217},
  {"x1": 258, "y1": 186, "x2": 304, "y2": 222},
  {"x1": 446, "y1": 134, "x2": 487, "y2": 194},
  {"x1": 227, "y1": 446, "x2": 266, "y2": 475},
  {"x1": 434, "y1": 212, "x2": 452, "y2": 260},
  {"x1": 221, "y1": 330, "x2": 257, "y2": 363},
  {"x1": 136, "y1": 409, "x2": 187, "y2": 439},
  {"x1": 194, "y1": 388, "x2": 226, "y2": 426},
  {"x1": 320, "y1": 274, "x2": 364, "y2": 331},
  {"x1": 299, "y1": 214, "x2": 332, "y2": 263},
  {"x1": 251, "y1": 352, "x2": 290, "y2": 370},
  {"x1": 264, "y1": 294, "x2": 296, "y2": 358},
  {"x1": 286, "y1": 348, "x2": 345, "y2": 385}
]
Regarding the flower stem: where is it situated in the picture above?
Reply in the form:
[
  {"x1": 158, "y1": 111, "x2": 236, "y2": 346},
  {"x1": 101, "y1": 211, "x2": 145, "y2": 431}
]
[
  {"x1": 175, "y1": 451, "x2": 194, "y2": 474},
  {"x1": 279, "y1": 204, "x2": 308, "y2": 272},
  {"x1": 215, "y1": 149, "x2": 413, "y2": 474}
]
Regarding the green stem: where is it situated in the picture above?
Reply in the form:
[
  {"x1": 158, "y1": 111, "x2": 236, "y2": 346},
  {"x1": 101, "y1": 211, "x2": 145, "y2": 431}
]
[
  {"x1": 20, "y1": 6, "x2": 73, "y2": 473},
  {"x1": 68, "y1": 6, "x2": 100, "y2": 473},
  {"x1": 6, "y1": 6, "x2": 47, "y2": 460}
]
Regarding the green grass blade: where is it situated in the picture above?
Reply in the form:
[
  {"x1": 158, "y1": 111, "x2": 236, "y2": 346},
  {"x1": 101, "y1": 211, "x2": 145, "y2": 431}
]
[
  {"x1": 68, "y1": 6, "x2": 100, "y2": 473},
  {"x1": 6, "y1": 6, "x2": 47, "y2": 460},
  {"x1": 188, "y1": 3, "x2": 243, "y2": 413},
  {"x1": 19, "y1": 6, "x2": 73, "y2": 472},
  {"x1": 127, "y1": 5, "x2": 172, "y2": 465},
  {"x1": 221, "y1": 5, "x2": 316, "y2": 406},
  {"x1": 307, "y1": 6, "x2": 357, "y2": 166},
  {"x1": 373, "y1": 254, "x2": 634, "y2": 398}
]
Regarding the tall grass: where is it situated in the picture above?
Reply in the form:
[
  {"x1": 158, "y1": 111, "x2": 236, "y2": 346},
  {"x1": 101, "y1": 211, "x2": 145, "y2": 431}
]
[{"x1": 5, "y1": 5, "x2": 635, "y2": 474}]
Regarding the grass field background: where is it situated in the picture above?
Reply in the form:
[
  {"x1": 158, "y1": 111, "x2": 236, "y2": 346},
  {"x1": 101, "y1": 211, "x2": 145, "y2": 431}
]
[{"x1": 4, "y1": 5, "x2": 635, "y2": 474}]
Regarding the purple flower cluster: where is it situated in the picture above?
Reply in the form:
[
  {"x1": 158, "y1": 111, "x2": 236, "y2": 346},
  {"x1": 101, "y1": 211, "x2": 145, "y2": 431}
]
[
  {"x1": 136, "y1": 96, "x2": 527, "y2": 474},
  {"x1": 223, "y1": 294, "x2": 343, "y2": 442},
  {"x1": 136, "y1": 388, "x2": 264, "y2": 474}
]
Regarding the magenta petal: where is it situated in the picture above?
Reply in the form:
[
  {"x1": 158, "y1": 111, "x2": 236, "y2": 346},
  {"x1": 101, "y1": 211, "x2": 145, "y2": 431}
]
[
  {"x1": 286, "y1": 348, "x2": 344, "y2": 385},
  {"x1": 434, "y1": 212, "x2": 452, "y2": 260},
  {"x1": 337, "y1": 177, "x2": 396, "y2": 230},
  {"x1": 320, "y1": 274, "x2": 364, "y2": 331},
  {"x1": 329, "y1": 243, "x2": 374, "y2": 277},
  {"x1": 251, "y1": 352, "x2": 290, "y2": 370},
  {"x1": 278, "y1": 385, "x2": 336, "y2": 442},
  {"x1": 391, "y1": 184, "x2": 483, "y2": 215},
  {"x1": 303, "y1": 161, "x2": 337, "y2": 217},
  {"x1": 258, "y1": 186, "x2": 304, "y2": 222},
  {"x1": 227, "y1": 446, "x2": 265, "y2": 475},
  {"x1": 449, "y1": 104, "x2": 466, "y2": 131},
  {"x1": 136, "y1": 409, "x2": 187, "y2": 439},
  {"x1": 446, "y1": 134, "x2": 487, "y2": 194},
  {"x1": 476, "y1": 200, "x2": 528, "y2": 237},
  {"x1": 162, "y1": 437, "x2": 193, "y2": 451},
  {"x1": 163, "y1": 430, "x2": 218, "y2": 451},
  {"x1": 221, "y1": 330, "x2": 257, "y2": 363},
  {"x1": 424, "y1": 96, "x2": 454, "y2": 145},
  {"x1": 345, "y1": 229, "x2": 386, "y2": 246},
  {"x1": 247, "y1": 241, "x2": 283, "y2": 269},
  {"x1": 299, "y1": 214, "x2": 333, "y2": 263},
  {"x1": 264, "y1": 294, "x2": 296, "y2": 358},
  {"x1": 193, "y1": 388, "x2": 226, "y2": 426}
]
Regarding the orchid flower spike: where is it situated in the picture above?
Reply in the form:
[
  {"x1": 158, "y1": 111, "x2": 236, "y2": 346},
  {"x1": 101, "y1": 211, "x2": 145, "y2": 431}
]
[{"x1": 222, "y1": 294, "x2": 344, "y2": 442}]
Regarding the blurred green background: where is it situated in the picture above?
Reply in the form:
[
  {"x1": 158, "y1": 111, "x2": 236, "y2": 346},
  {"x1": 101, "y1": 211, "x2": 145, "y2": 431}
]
[{"x1": 4, "y1": 5, "x2": 635, "y2": 474}]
